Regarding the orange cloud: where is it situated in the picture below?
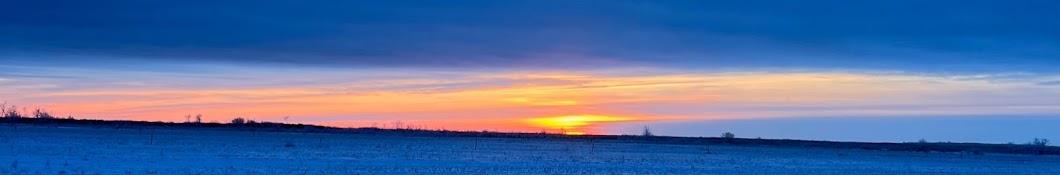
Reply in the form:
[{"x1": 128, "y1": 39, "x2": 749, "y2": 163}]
[{"x1": 6, "y1": 68, "x2": 1060, "y2": 134}]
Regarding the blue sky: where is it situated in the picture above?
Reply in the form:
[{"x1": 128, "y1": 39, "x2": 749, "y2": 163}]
[
  {"x1": 1, "y1": 1, "x2": 1059, "y2": 143},
  {"x1": 4, "y1": 0, "x2": 1059, "y2": 71}
]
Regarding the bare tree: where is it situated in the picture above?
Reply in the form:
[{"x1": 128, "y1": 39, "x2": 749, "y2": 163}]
[
  {"x1": 642, "y1": 126, "x2": 654, "y2": 137},
  {"x1": 33, "y1": 108, "x2": 54, "y2": 119},
  {"x1": 1, "y1": 103, "x2": 9, "y2": 119},
  {"x1": 195, "y1": 114, "x2": 202, "y2": 123},
  {"x1": 2, "y1": 103, "x2": 23, "y2": 119}
]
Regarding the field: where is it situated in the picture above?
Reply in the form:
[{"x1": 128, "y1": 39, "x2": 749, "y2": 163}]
[{"x1": 1, "y1": 125, "x2": 1058, "y2": 175}]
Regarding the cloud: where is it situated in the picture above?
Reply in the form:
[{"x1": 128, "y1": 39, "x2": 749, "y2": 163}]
[
  {"x1": 1, "y1": 1, "x2": 1059, "y2": 72},
  {"x1": 1037, "y1": 80, "x2": 1060, "y2": 86},
  {"x1": 6, "y1": 63, "x2": 1060, "y2": 132}
]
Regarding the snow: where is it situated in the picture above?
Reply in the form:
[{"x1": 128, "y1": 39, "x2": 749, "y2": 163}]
[{"x1": 1, "y1": 126, "x2": 1058, "y2": 174}]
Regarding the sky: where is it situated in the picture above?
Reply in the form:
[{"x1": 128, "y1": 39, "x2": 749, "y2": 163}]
[{"x1": 2, "y1": 0, "x2": 1059, "y2": 143}]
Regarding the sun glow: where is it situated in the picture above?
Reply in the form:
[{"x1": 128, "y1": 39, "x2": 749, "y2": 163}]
[
  {"x1": 9, "y1": 66, "x2": 1057, "y2": 136},
  {"x1": 526, "y1": 115, "x2": 636, "y2": 135}
]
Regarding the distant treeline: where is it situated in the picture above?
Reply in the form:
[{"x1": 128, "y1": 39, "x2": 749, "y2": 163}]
[{"x1": 2, "y1": 116, "x2": 1056, "y2": 156}]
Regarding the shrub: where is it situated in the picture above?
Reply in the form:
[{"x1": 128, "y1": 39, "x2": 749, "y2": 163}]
[
  {"x1": 1, "y1": 103, "x2": 24, "y2": 119},
  {"x1": 1029, "y1": 138, "x2": 1050, "y2": 147},
  {"x1": 33, "y1": 108, "x2": 54, "y2": 119},
  {"x1": 231, "y1": 117, "x2": 246, "y2": 125},
  {"x1": 722, "y1": 132, "x2": 736, "y2": 139},
  {"x1": 721, "y1": 132, "x2": 736, "y2": 143}
]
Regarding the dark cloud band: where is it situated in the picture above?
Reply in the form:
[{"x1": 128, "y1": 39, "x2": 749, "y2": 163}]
[{"x1": 2, "y1": 0, "x2": 1058, "y2": 71}]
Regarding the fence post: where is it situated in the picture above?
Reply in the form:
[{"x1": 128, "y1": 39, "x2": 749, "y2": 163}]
[{"x1": 590, "y1": 139, "x2": 595, "y2": 155}]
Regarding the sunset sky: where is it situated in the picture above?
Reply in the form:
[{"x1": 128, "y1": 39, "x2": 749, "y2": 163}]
[{"x1": 2, "y1": 1, "x2": 1059, "y2": 143}]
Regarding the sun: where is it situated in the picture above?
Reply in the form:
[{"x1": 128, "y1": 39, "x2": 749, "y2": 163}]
[{"x1": 526, "y1": 115, "x2": 635, "y2": 135}]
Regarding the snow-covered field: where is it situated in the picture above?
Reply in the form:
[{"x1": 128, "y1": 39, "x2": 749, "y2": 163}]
[{"x1": 1, "y1": 126, "x2": 1058, "y2": 175}]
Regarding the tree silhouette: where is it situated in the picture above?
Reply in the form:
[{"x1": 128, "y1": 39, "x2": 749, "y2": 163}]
[
  {"x1": 642, "y1": 126, "x2": 654, "y2": 137},
  {"x1": 231, "y1": 117, "x2": 246, "y2": 125}
]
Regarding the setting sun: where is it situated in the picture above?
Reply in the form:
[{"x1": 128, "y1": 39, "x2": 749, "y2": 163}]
[{"x1": 526, "y1": 115, "x2": 636, "y2": 135}]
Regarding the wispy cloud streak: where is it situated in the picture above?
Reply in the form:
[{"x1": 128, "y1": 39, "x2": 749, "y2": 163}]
[{"x1": 4, "y1": 64, "x2": 1059, "y2": 133}]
